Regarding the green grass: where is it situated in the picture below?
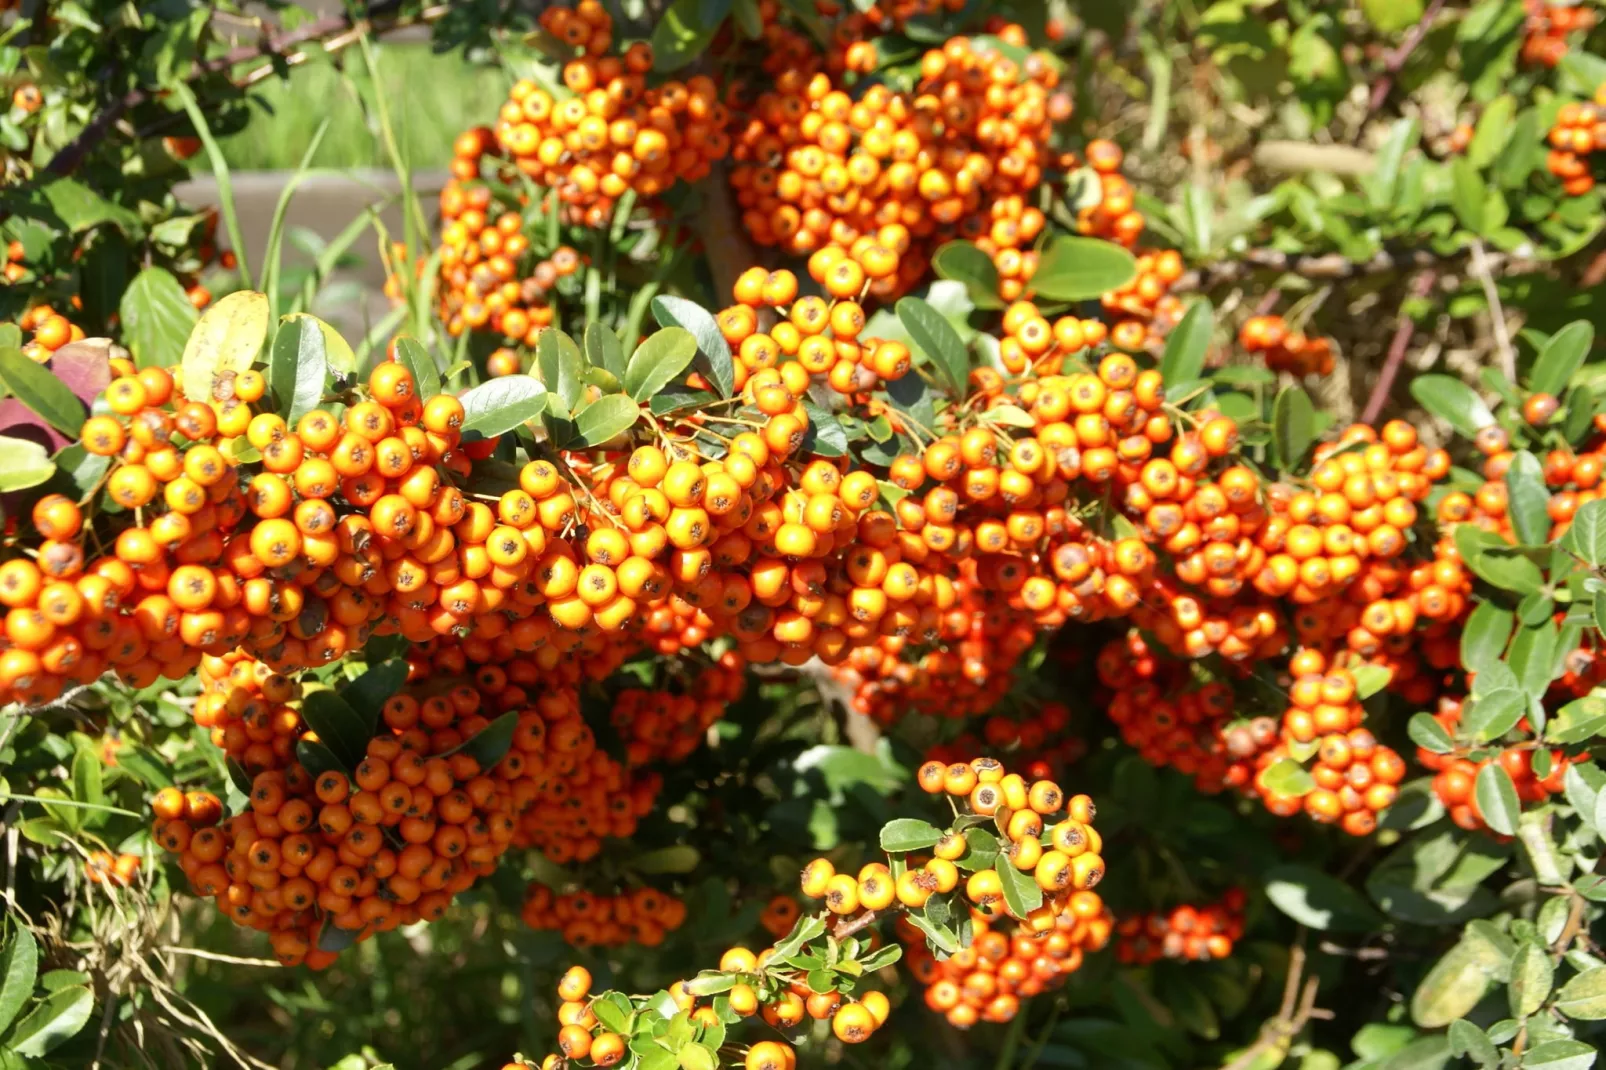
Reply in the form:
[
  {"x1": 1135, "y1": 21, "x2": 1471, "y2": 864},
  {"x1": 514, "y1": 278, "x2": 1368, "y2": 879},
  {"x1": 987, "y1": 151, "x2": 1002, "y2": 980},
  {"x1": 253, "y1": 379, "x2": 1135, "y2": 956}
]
[{"x1": 214, "y1": 42, "x2": 510, "y2": 172}]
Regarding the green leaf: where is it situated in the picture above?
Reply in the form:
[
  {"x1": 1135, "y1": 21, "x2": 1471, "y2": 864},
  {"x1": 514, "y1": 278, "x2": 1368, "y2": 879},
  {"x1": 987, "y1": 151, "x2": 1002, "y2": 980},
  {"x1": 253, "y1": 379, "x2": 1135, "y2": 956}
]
[
  {"x1": 591, "y1": 993, "x2": 632, "y2": 1033},
  {"x1": 1550, "y1": 697, "x2": 1606, "y2": 745},
  {"x1": 1562, "y1": 499, "x2": 1606, "y2": 567},
  {"x1": 678, "y1": 1042, "x2": 716, "y2": 1070},
  {"x1": 340, "y1": 659, "x2": 407, "y2": 723},
  {"x1": 1160, "y1": 299, "x2": 1213, "y2": 387},
  {"x1": 1260, "y1": 757, "x2": 1315, "y2": 797},
  {"x1": 896, "y1": 297, "x2": 968, "y2": 395},
  {"x1": 1353, "y1": 663, "x2": 1391, "y2": 699},
  {"x1": 930, "y1": 241, "x2": 1003, "y2": 310},
  {"x1": 856, "y1": 943, "x2": 902, "y2": 973},
  {"x1": 1522, "y1": 1039, "x2": 1598, "y2": 1070},
  {"x1": 41, "y1": 178, "x2": 136, "y2": 234},
  {"x1": 538, "y1": 330, "x2": 585, "y2": 411},
  {"x1": 770, "y1": 915, "x2": 827, "y2": 963},
  {"x1": 300, "y1": 690, "x2": 373, "y2": 771},
  {"x1": 575, "y1": 395, "x2": 640, "y2": 447},
  {"x1": 685, "y1": 971, "x2": 737, "y2": 998},
  {"x1": 1407, "y1": 713, "x2": 1454, "y2": 754},
  {"x1": 652, "y1": 296, "x2": 734, "y2": 397},
  {"x1": 1461, "y1": 690, "x2": 1525, "y2": 743},
  {"x1": 1412, "y1": 940, "x2": 1494, "y2": 1027},
  {"x1": 0, "y1": 437, "x2": 55, "y2": 493},
  {"x1": 70, "y1": 748, "x2": 102, "y2": 812},
  {"x1": 0, "y1": 926, "x2": 39, "y2": 1036},
  {"x1": 1264, "y1": 864, "x2": 1382, "y2": 931},
  {"x1": 1561, "y1": 50, "x2": 1606, "y2": 96},
  {"x1": 651, "y1": 0, "x2": 731, "y2": 70},
  {"x1": 0, "y1": 349, "x2": 84, "y2": 436},
  {"x1": 1510, "y1": 617, "x2": 1560, "y2": 698},
  {"x1": 1468, "y1": 94, "x2": 1517, "y2": 170},
  {"x1": 1272, "y1": 385, "x2": 1315, "y2": 470},
  {"x1": 393, "y1": 336, "x2": 442, "y2": 402},
  {"x1": 905, "y1": 906, "x2": 960, "y2": 955},
  {"x1": 879, "y1": 818, "x2": 943, "y2": 852},
  {"x1": 5, "y1": 985, "x2": 93, "y2": 1057},
  {"x1": 1410, "y1": 374, "x2": 1495, "y2": 437},
  {"x1": 1505, "y1": 451, "x2": 1551, "y2": 546},
  {"x1": 459, "y1": 377, "x2": 547, "y2": 438},
  {"x1": 585, "y1": 323, "x2": 628, "y2": 381},
  {"x1": 180, "y1": 291, "x2": 269, "y2": 407},
  {"x1": 957, "y1": 827, "x2": 1000, "y2": 872},
  {"x1": 625, "y1": 327, "x2": 698, "y2": 402},
  {"x1": 1475, "y1": 762, "x2": 1522, "y2": 836},
  {"x1": 1530, "y1": 321, "x2": 1593, "y2": 397},
  {"x1": 1028, "y1": 235, "x2": 1138, "y2": 301},
  {"x1": 443, "y1": 710, "x2": 519, "y2": 771},
  {"x1": 1450, "y1": 157, "x2": 1488, "y2": 232},
  {"x1": 997, "y1": 859, "x2": 1044, "y2": 919},
  {"x1": 1448, "y1": 1019, "x2": 1499, "y2": 1069},
  {"x1": 269, "y1": 315, "x2": 330, "y2": 425},
  {"x1": 1370, "y1": 118, "x2": 1420, "y2": 207},
  {"x1": 1556, "y1": 967, "x2": 1606, "y2": 1020},
  {"x1": 284, "y1": 311, "x2": 355, "y2": 377},
  {"x1": 1461, "y1": 601, "x2": 1514, "y2": 674},
  {"x1": 1457, "y1": 525, "x2": 1543, "y2": 594},
  {"x1": 633, "y1": 845, "x2": 701, "y2": 874},
  {"x1": 119, "y1": 267, "x2": 199, "y2": 370},
  {"x1": 1509, "y1": 941, "x2": 1554, "y2": 1018}
]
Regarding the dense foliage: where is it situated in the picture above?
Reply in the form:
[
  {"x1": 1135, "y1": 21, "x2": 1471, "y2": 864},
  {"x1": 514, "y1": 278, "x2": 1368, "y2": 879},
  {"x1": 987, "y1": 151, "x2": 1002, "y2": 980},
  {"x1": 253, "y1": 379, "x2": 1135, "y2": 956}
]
[{"x1": 8, "y1": 2, "x2": 1606, "y2": 1070}]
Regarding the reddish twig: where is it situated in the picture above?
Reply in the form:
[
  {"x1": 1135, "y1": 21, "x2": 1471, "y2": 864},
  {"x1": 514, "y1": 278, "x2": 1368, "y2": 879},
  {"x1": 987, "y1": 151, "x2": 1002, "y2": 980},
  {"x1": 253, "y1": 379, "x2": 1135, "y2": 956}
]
[
  {"x1": 1359, "y1": 270, "x2": 1437, "y2": 426},
  {"x1": 44, "y1": 2, "x2": 431, "y2": 178},
  {"x1": 1365, "y1": 0, "x2": 1449, "y2": 118}
]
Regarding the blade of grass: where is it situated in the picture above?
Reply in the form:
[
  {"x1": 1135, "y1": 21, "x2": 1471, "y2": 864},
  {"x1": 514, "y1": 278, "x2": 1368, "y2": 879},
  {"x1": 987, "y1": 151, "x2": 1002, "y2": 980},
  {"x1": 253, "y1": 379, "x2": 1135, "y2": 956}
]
[
  {"x1": 354, "y1": 33, "x2": 431, "y2": 259},
  {"x1": 295, "y1": 205, "x2": 386, "y2": 315},
  {"x1": 263, "y1": 118, "x2": 333, "y2": 324},
  {"x1": 354, "y1": 306, "x2": 407, "y2": 367},
  {"x1": 173, "y1": 83, "x2": 253, "y2": 290}
]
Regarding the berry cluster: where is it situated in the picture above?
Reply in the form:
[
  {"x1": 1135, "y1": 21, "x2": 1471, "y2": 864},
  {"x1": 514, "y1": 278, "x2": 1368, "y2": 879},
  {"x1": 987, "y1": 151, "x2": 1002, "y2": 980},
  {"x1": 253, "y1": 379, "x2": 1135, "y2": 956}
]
[
  {"x1": 521, "y1": 883, "x2": 688, "y2": 948},
  {"x1": 1115, "y1": 891, "x2": 1246, "y2": 965},
  {"x1": 1547, "y1": 95, "x2": 1606, "y2": 197},
  {"x1": 1239, "y1": 314, "x2": 1337, "y2": 378},
  {"x1": 1523, "y1": 0, "x2": 1596, "y2": 67},
  {"x1": 902, "y1": 900, "x2": 1111, "y2": 1027},
  {"x1": 730, "y1": 22, "x2": 1061, "y2": 299}
]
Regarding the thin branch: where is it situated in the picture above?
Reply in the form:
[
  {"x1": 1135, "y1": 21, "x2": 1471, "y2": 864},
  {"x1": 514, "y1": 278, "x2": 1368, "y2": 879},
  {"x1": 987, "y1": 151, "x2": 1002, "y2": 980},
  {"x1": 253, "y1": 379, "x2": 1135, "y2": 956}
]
[
  {"x1": 1365, "y1": 0, "x2": 1450, "y2": 119},
  {"x1": 1175, "y1": 244, "x2": 1528, "y2": 291},
  {"x1": 831, "y1": 908, "x2": 890, "y2": 940},
  {"x1": 1469, "y1": 238, "x2": 1517, "y2": 383},
  {"x1": 44, "y1": 2, "x2": 444, "y2": 177},
  {"x1": 1360, "y1": 270, "x2": 1437, "y2": 425}
]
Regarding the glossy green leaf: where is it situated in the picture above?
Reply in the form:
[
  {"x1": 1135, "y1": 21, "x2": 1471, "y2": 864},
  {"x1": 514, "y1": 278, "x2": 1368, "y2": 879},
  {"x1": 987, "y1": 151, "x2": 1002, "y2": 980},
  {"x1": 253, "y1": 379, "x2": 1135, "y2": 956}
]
[
  {"x1": 119, "y1": 267, "x2": 199, "y2": 369},
  {"x1": 1461, "y1": 601, "x2": 1513, "y2": 674},
  {"x1": 269, "y1": 314, "x2": 330, "y2": 425},
  {"x1": 1562, "y1": 499, "x2": 1606, "y2": 566},
  {"x1": 1475, "y1": 762, "x2": 1522, "y2": 836},
  {"x1": 5, "y1": 984, "x2": 93, "y2": 1057},
  {"x1": 651, "y1": 0, "x2": 731, "y2": 71},
  {"x1": 997, "y1": 858, "x2": 1044, "y2": 919},
  {"x1": 1412, "y1": 940, "x2": 1494, "y2": 1028},
  {"x1": 1264, "y1": 864, "x2": 1381, "y2": 931},
  {"x1": 1260, "y1": 757, "x2": 1315, "y2": 797},
  {"x1": 0, "y1": 349, "x2": 85, "y2": 436},
  {"x1": 1160, "y1": 299, "x2": 1214, "y2": 388},
  {"x1": 585, "y1": 322, "x2": 629, "y2": 381},
  {"x1": 1531, "y1": 321, "x2": 1593, "y2": 397},
  {"x1": 625, "y1": 327, "x2": 698, "y2": 402},
  {"x1": 880, "y1": 818, "x2": 944, "y2": 852},
  {"x1": 1409, "y1": 374, "x2": 1495, "y2": 437},
  {"x1": 930, "y1": 241, "x2": 1003, "y2": 310},
  {"x1": 575, "y1": 394, "x2": 640, "y2": 446},
  {"x1": 896, "y1": 297, "x2": 968, "y2": 395},
  {"x1": 652, "y1": 296, "x2": 734, "y2": 397},
  {"x1": 1029, "y1": 235, "x2": 1138, "y2": 301},
  {"x1": 300, "y1": 690, "x2": 372, "y2": 770},
  {"x1": 1505, "y1": 451, "x2": 1551, "y2": 546},
  {"x1": 459, "y1": 377, "x2": 547, "y2": 438},
  {"x1": 1407, "y1": 713, "x2": 1454, "y2": 754},
  {"x1": 444, "y1": 710, "x2": 519, "y2": 771},
  {"x1": 393, "y1": 336, "x2": 442, "y2": 402},
  {"x1": 1272, "y1": 385, "x2": 1315, "y2": 470},
  {"x1": 0, "y1": 437, "x2": 55, "y2": 493},
  {"x1": 0, "y1": 925, "x2": 38, "y2": 1036}
]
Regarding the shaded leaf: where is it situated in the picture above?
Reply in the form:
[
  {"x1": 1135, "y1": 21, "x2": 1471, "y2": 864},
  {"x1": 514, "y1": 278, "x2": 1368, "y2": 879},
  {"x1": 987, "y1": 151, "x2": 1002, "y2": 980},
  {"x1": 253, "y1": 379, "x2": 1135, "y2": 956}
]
[
  {"x1": 0, "y1": 349, "x2": 84, "y2": 435},
  {"x1": 652, "y1": 296, "x2": 733, "y2": 397},
  {"x1": 119, "y1": 267, "x2": 199, "y2": 370}
]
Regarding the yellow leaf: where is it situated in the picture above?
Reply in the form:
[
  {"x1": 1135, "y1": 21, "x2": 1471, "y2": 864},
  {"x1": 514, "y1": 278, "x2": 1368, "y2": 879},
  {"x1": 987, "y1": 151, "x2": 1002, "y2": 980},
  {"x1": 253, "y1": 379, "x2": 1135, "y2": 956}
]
[{"x1": 180, "y1": 291, "x2": 269, "y2": 405}]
